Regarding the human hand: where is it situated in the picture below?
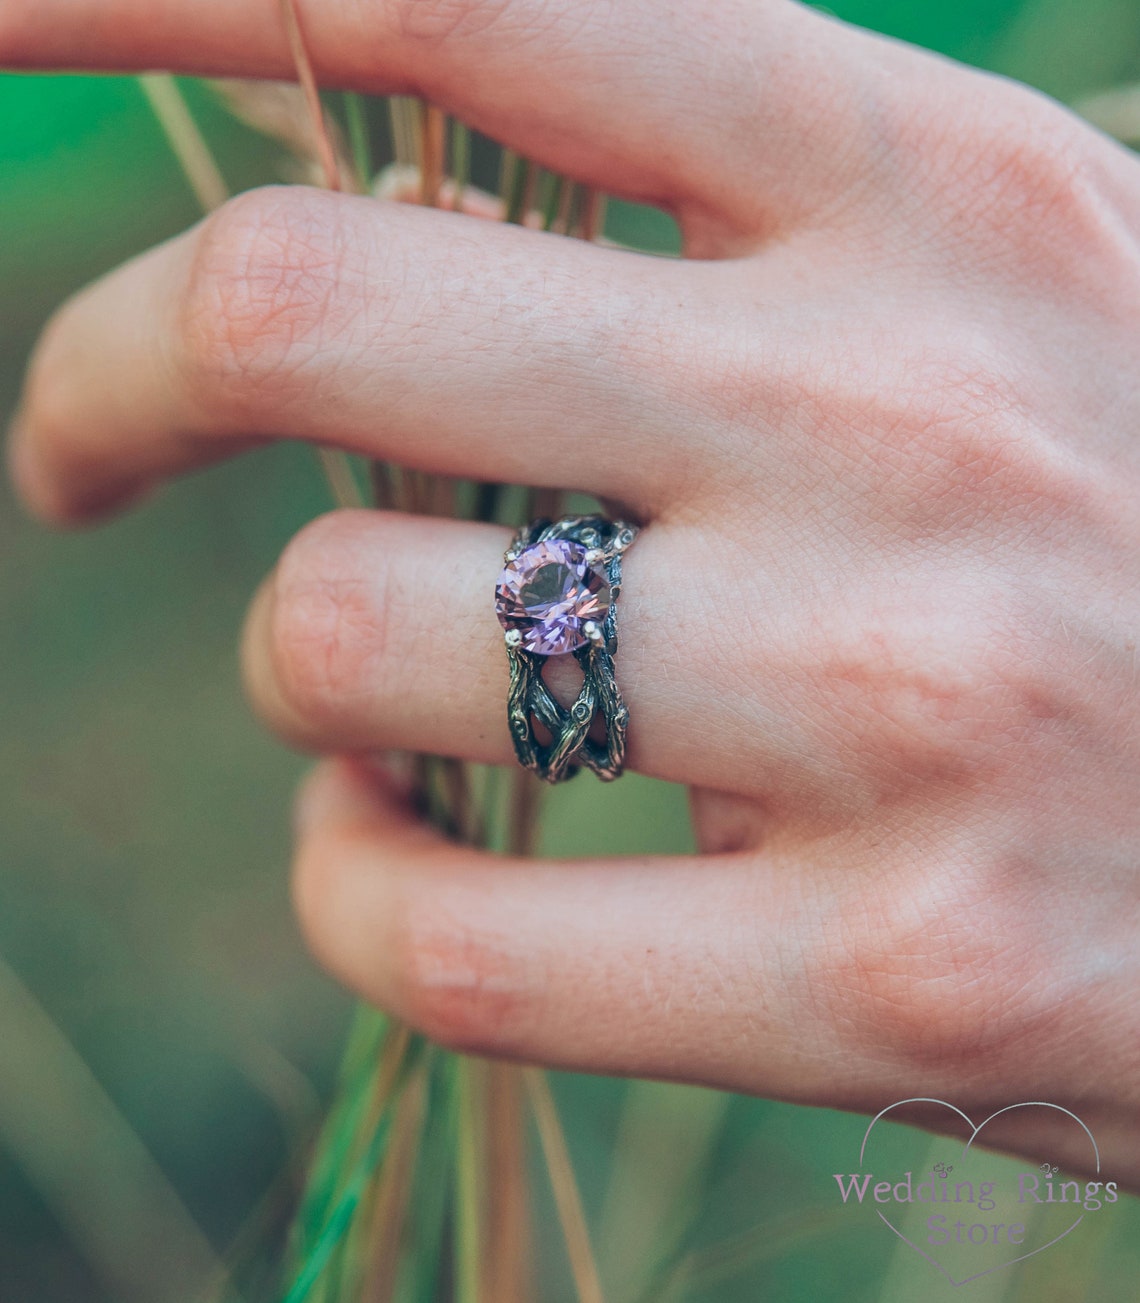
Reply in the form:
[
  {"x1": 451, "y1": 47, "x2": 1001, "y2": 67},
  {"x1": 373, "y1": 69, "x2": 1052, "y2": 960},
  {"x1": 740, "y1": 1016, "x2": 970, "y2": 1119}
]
[{"x1": 8, "y1": 0, "x2": 1140, "y2": 1185}]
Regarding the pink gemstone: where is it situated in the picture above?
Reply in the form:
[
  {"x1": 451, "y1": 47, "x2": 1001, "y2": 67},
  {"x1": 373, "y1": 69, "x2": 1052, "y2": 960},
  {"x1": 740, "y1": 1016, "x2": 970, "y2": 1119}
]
[{"x1": 495, "y1": 539, "x2": 610, "y2": 656}]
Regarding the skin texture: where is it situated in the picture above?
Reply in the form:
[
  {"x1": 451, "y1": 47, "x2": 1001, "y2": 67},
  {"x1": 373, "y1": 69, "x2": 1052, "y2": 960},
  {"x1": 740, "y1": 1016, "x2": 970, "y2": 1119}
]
[{"x1": 7, "y1": 0, "x2": 1140, "y2": 1184}]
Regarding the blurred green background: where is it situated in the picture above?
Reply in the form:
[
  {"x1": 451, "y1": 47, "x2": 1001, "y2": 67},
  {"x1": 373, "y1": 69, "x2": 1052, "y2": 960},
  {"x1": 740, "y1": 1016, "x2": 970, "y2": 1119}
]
[{"x1": 3, "y1": 1, "x2": 1140, "y2": 1300}]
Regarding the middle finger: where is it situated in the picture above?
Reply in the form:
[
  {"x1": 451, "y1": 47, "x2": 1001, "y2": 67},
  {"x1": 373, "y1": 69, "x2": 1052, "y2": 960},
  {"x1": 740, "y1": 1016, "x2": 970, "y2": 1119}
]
[{"x1": 13, "y1": 186, "x2": 704, "y2": 524}]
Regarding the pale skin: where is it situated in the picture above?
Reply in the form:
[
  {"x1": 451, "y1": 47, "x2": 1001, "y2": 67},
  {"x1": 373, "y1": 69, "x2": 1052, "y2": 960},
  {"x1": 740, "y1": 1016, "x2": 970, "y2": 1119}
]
[{"x1": 6, "y1": 0, "x2": 1140, "y2": 1186}]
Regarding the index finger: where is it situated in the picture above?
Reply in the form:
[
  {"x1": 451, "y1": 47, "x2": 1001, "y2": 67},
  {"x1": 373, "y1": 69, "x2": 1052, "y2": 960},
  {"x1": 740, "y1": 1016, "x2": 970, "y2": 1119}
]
[{"x1": 1, "y1": 0, "x2": 919, "y2": 249}]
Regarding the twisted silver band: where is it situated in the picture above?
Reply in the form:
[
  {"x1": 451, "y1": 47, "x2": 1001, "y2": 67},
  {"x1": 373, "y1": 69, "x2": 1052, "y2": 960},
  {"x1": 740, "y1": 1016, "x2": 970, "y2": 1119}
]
[{"x1": 497, "y1": 514, "x2": 637, "y2": 783}]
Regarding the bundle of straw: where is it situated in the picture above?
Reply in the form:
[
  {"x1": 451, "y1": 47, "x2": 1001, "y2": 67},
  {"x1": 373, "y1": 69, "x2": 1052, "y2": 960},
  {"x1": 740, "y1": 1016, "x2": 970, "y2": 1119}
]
[{"x1": 141, "y1": 2, "x2": 609, "y2": 1298}]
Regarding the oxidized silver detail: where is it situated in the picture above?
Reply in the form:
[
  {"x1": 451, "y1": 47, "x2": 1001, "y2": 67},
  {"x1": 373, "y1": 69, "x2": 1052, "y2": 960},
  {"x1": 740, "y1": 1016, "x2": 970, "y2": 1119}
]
[{"x1": 499, "y1": 513, "x2": 638, "y2": 783}]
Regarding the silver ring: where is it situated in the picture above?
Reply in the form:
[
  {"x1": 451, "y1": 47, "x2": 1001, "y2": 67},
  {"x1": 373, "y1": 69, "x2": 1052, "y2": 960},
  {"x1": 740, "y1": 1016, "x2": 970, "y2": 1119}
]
[{"x1": 494, "y1": 514, "x2": 638, "y2": 783}]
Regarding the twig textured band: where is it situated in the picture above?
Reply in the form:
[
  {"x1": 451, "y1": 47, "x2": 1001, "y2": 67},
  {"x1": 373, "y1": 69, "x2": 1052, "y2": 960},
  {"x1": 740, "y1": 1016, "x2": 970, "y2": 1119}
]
[{"x1": 495, "y1": 514, "x2": 638, "y2": 783}]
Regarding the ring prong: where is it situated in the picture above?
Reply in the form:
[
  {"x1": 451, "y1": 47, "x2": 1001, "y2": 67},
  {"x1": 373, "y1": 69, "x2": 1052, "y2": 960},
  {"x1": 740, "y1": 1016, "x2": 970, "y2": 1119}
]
[
  {"x1": 584, "y1": 547, "x2": 605, "y2": 567},
  {"x1": 583, "y1": 620, "x2": 604, "y2": 645},
  {"x1": 504, "y1": 629, "x2": 523, "y2": 649}
]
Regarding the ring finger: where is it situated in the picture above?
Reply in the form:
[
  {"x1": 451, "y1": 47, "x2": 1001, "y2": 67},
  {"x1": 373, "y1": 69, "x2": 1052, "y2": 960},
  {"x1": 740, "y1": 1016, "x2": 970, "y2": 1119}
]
[{"x1": 242, "y1": 508, "x2": 739, "y2": 792}]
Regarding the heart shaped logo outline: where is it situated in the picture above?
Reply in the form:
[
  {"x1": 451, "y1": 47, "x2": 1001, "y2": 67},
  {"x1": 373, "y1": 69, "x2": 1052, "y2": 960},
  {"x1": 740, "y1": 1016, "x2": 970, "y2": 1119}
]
[{"x1": 859, "y1": 1097, "x2": 1100, "y2": 1288}]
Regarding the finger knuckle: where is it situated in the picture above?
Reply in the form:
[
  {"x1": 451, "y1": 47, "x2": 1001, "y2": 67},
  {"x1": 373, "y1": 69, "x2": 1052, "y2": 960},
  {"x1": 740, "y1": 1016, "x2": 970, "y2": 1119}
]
[
  {"x1": 267, "y1": 512, "x2": 386, "y2": 734},
  {"x1": 816, "y1": 862, "x2": 1054, "y2": 1076},
  {"x1": 811, "y1": 585, "x2": 1064, "y2": 799},
  {"x1": 178, "y1": 187, "x2": 351, "y2": 418},
  {"x1": 389, "y1": 887, "x2": 530, "y2": 1053},
  {"x1": 923, "y1": 88, "x2": 1125, "y2": 265},
  {"x1": 825, "y1": 628, "x2": 994, "y2": 793},
  {"x1": 393, "y1": 0, "x2": 517, "y2": 45},
  {"x1": 880, "y1": 347, "x2": 1099, "y2": 529}
]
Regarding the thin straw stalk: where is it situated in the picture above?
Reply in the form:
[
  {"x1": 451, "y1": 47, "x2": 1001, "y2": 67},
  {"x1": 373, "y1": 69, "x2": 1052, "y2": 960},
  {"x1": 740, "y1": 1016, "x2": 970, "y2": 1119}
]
[
  {"x1": 278, "y1": 0, "x2": 343, "y2": 192},
  {"x1": 140, "y1": 68, "x2": 363, "y2": 511},
  {"x1": 524, "y1": 1069, "x2": 605, "y2": 1303},
  {"x1": 138, "y1": 74, "x2": 229, "y2": 212}
]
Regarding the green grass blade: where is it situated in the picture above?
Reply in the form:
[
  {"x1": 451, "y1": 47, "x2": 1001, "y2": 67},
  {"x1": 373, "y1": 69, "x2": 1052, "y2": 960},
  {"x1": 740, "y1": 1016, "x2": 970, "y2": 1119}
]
[
  {"x1": 452, "y1": 1057, "x2": 484, "y2": 1303},
  {"x1": 540, "y1": 171, "x2": 563, "y2": 232},
  {"x1": 598, "y1": 1081, "x2": 730, "y2": 1301},
  {"x1": 450, "y1": 119, "x2": 471, "y2": 209},
  {"x1": 288, "y1": 1012, "x2": 395, "y2": 1267},
  {"x1": 342, "y1": 92, "x2": 373, "y2": 190},
  {"x1": 524, "y1": 1069, "x2": 604, "y2": 1303},
  {"x1": 504, "y1": 154, "x2": 533, "y2": 225},
  {"x1": 283, "y1": 1038, "x2": 427, "y2": 1303},
  {"x1": 394, "y1": 1052, "x2": 453, "y2": 1303}
]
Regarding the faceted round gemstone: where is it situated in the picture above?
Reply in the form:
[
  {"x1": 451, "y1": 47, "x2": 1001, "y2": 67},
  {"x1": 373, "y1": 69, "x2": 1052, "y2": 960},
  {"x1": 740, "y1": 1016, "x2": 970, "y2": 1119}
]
[{"x1": 495, "y1": 538, "x2": 611, "y2": 656}]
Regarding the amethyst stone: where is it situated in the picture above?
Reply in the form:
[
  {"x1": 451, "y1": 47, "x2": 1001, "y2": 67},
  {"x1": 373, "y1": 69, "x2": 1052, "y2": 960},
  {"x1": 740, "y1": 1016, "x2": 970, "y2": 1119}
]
[{"x1": 495, "y1": 538, "x2": 610, "y2": 656}]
